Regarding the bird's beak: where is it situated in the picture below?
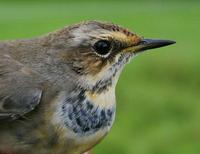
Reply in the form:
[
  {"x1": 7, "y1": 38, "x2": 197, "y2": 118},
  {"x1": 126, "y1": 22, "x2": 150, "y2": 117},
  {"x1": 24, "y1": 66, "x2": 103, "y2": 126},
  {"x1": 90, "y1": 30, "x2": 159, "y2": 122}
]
[{"x1": 124, "y1": 38, "x2": 176, "y2": 54}]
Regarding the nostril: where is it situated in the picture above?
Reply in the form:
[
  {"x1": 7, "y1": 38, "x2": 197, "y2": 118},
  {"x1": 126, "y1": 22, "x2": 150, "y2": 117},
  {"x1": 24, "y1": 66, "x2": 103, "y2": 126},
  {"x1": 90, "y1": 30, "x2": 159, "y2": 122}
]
[{"x1": 137, "y1": 40, "x2": 148, "y2": 46}]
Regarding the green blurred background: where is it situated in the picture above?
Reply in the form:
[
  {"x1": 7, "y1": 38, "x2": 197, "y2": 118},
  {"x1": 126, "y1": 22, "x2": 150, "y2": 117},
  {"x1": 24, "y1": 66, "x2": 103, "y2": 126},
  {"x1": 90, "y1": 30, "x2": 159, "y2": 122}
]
[{"x1": 0, "y1": 0, "x2": 200, "y2": 154}]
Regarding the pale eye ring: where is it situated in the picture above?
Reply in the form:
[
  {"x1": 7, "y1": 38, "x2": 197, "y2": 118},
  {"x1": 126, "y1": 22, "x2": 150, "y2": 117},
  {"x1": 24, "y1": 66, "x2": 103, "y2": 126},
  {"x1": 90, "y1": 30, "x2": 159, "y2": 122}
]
[{"x1": 93, "y1": 40, "x2": 111, "y2": 56}]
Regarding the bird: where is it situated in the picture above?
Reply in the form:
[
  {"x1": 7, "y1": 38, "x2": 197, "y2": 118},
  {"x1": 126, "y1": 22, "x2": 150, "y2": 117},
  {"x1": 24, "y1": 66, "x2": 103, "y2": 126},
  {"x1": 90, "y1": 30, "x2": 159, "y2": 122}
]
[{"x1": 0, "y1": 20, "x2": 175, "y2": 154}]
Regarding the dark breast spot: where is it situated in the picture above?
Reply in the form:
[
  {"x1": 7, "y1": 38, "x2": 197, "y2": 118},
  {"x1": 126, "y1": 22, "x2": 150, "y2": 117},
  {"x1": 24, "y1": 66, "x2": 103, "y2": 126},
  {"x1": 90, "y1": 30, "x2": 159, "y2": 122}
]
[
  {"x1": 61, "y1": 90, "x2": 115, "y2": 136},
  {"x1": 86, "y1": 101, "x2": 94, "y2": 110}
]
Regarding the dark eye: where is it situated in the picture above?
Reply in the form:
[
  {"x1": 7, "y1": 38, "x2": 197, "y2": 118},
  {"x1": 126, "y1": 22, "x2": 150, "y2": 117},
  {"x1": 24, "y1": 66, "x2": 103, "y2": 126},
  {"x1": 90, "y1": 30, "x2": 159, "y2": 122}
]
[{"x1": 93, "y1": 40, "x2": 111, "y2": 56}]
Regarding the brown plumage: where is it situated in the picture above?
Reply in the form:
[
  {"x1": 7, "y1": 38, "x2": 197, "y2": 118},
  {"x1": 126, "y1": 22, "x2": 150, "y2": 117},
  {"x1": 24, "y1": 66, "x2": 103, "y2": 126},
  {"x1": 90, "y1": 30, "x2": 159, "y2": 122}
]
[{"x1": 0, "y1": 21, "x2": 175, "y2": 154}]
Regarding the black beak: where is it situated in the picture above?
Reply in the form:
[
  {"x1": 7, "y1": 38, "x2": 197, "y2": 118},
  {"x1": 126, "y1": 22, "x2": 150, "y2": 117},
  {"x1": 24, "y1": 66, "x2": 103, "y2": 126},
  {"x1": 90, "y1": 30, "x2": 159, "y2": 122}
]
[{"x1": 134, "y1": 39, "x2": 176, "y2": 53}]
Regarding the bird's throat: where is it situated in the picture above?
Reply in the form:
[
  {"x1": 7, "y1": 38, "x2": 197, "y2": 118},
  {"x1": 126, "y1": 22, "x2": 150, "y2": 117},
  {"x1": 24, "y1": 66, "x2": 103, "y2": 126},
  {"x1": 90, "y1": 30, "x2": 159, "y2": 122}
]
[{"x1": 52, "y1": 88, "x2": 116, "y2": 137}]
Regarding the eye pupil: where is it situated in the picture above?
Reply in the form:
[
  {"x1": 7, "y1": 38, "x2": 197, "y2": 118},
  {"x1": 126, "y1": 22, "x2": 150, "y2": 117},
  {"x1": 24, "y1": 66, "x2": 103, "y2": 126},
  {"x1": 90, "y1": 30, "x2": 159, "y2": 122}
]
[{"x1": 93, "y1": 40, "x2": 111, "y2": 56}]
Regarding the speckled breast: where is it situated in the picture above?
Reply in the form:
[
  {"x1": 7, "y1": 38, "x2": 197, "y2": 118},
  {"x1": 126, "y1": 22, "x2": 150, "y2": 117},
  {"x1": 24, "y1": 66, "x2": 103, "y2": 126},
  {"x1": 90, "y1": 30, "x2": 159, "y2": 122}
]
[
  {"x1": 52, "y1": 89, "x2": 116, "y2": 142},
  {"x1": 64, "y1": 90, "x2": 115, "y2": 135}
]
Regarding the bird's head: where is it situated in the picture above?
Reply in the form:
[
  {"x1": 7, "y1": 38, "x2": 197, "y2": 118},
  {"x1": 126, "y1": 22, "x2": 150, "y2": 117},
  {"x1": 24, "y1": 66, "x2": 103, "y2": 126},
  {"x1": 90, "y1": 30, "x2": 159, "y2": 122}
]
[{"x1": 47, "y1": 21, "x2": 175, "y2": 91}]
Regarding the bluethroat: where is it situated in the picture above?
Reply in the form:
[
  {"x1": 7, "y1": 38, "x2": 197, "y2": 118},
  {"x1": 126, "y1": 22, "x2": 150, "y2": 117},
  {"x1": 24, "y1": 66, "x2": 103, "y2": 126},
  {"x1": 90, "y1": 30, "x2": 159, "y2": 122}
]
[{"x1": 0, "y1": 21, "x2": 175, "y2": 154}]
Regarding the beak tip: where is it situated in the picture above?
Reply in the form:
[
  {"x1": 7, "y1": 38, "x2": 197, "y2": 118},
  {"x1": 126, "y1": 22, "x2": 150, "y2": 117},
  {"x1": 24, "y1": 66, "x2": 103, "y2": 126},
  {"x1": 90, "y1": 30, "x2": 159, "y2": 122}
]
[{"x1": 165, "y1": 40, "x2": 176, "y2": 45}]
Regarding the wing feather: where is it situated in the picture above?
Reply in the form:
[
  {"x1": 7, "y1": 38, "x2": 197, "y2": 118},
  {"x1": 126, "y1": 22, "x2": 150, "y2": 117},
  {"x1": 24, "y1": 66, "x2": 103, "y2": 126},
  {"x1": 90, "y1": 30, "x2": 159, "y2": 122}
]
[{"x1": 0, "y1": 54, "x2": 43, "y2": 121}]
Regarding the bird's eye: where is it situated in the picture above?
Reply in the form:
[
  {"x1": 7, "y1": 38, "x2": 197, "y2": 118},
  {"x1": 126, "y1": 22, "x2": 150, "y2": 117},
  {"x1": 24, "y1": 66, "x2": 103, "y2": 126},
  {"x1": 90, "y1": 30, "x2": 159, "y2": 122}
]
[{"x1": 93, "y1": 40, "x2": 111, "y2": 56}]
